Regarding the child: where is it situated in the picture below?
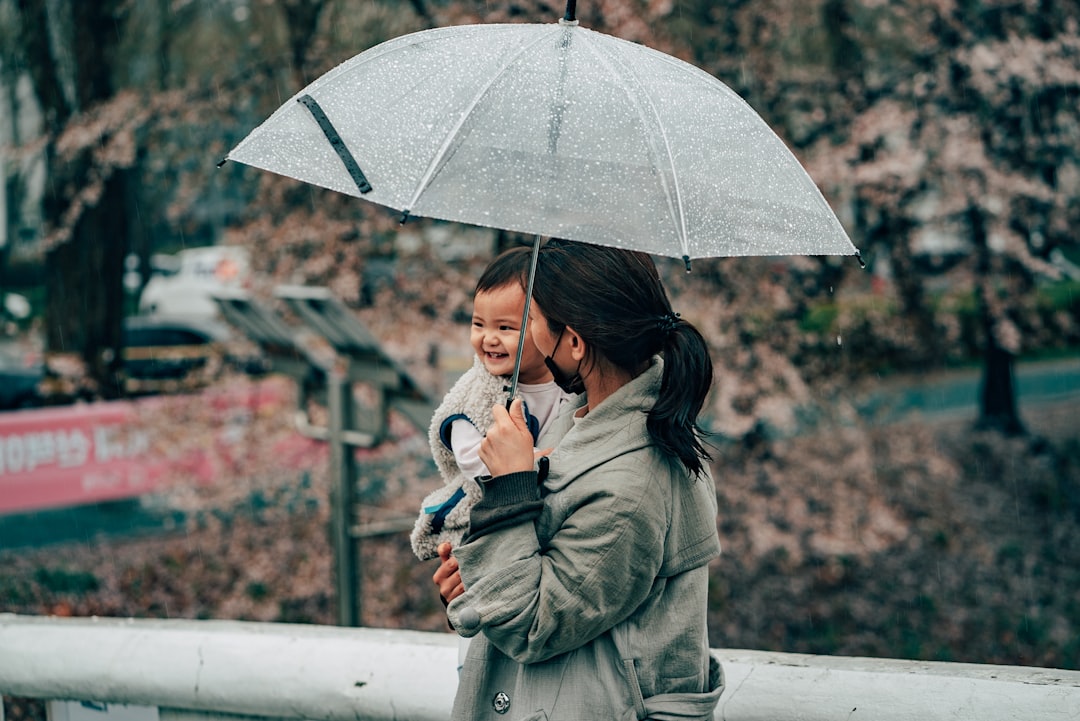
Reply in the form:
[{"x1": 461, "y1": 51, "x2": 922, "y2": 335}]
[{"x1": 410, "y1": 246, "x2": 574, "y2": 563}]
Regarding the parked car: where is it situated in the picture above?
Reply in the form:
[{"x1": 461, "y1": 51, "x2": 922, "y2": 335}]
[
  {"x1": 122, "y1": 314, "x2": 267, "y2": 394},
  {"x1": 0, "y1": 343, "x2": 45, "y2": 410},
  {"x1": 1, "y1": 313, "x2": 269, "y2": 408},
  {"x1": 138, "y1": 246, "x2": 251, "y2": 319}
]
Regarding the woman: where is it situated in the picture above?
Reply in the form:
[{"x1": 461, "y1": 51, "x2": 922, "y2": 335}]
[{"x1": 433, "y1": 239, "x2": 723, "y2": 720}]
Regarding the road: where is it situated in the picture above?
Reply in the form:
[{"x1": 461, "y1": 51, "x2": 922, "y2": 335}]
[{"x1": 853, "y1": 357, "x2": 1080, "y2": 424}]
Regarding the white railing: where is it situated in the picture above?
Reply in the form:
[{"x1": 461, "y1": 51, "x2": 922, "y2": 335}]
[{"x1": 2, "y1": 614, "x2": 1079, "y2": 721}]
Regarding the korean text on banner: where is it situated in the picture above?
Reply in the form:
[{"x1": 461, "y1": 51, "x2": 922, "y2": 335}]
[{"x1": 0, "y1": 403, "x2": 166, "y2": 514}]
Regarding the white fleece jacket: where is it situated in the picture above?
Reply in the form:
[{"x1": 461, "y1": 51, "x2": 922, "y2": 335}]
[{"x1": 410, "y1": 358, "x2": 510, "y2": 561}]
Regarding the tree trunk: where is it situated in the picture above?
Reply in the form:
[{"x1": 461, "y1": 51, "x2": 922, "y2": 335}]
[
  {"x1": 861, "y1": 202, "x2": 943, "y2": 367},
  {"x1": 886, "y1": 219, "x2": 943, "y2": 366},
  {"x1": 977, "y1": 330, "x2": 1024, "y2": 435},
  {"x1": 969, "y1": 205, "x2": 1025, "y2": 435},
  {"x1": 282, "y1": 0, "x2": 328, "y2": 89},
  {"x1": 44, "y1": 170, "x2": 128, "y2": 399},
  {"x1": 18, "y1": 0, "x2": 130, "y2": 399}
]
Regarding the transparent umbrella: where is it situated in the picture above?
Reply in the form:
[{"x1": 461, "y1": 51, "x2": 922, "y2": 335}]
[{"x1": 223, "y1": 2, "x2": 860, "y2": 391}]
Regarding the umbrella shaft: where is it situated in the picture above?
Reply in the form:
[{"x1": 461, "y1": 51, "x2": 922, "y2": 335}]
[{"x1": 508, "y1": 236, "x2": 542, "y2": 402}]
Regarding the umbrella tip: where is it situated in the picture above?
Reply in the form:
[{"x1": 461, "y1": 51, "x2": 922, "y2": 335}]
[
  {"x1": 400, "y1": 210, "x2": 411, "y2": 225},
  {"x1": 563, "y1": 0, "x2": 577, "y2": 22},
  {"x1": 216, "y1": 156, "x2": 229, "y2": 168},
  {"x1": 854, "y1": 249, "x2": 866, "y2": 269},
  {"x1": 683, "y1": 255, "x2": 692, "y2": 273}
]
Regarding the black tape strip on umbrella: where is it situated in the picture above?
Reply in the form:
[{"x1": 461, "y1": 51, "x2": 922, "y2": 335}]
[
  {"x1": 297, "y1": 94, "x2": 373, "y2": 195},
  {"x1": 216, "y1": 96, "x2": 374, "y2": 197}
]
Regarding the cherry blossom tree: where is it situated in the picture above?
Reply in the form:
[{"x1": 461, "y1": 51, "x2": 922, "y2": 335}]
[
  {"x1": 828, "y1": 0, "x2": 1080, "y2": 434},
  {"x1": 664, "y1": 0, "x2": 1079, "y2": 434}
]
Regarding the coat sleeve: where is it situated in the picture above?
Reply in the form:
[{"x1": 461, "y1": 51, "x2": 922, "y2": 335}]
[{"x1": 448, "y1": 457, "x2": 670, "y2": 665}]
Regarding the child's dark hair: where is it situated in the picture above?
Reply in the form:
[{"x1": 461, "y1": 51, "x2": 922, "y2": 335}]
[
  {"x1": 533, "y1": 239, "x2": 713, "y2": 476},
  {"x1": 476, "y1": 245, "x2": 533, "y2": 294}
]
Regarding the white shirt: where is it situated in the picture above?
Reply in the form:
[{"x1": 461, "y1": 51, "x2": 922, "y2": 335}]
[{"x1": 449, "y1": 380, "x2": 571, "y2": 480}]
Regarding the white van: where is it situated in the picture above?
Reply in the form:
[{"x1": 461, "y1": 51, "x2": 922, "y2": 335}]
[{"x1": 138, "y1": 246, "x2": 250, "y2": 319}]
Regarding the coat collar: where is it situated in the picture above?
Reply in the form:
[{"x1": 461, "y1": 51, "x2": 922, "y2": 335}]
[{"x1": 543, "y1": 356, "x2": 663, "y2": 492}]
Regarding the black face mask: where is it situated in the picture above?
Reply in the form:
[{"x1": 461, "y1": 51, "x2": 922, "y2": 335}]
[
  {"x1": 545, "y1": 355, "x2": 585, "y2": 395},
  {"x1": 544, "y1": 327, "x2": 586, "y2": 395}
]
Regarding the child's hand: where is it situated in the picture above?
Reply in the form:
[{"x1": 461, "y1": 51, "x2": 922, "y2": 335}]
[
  {"x1": 480, "y1": 399, "x2": 537, "y2": 476},
  {"x1": 433, "y1": 542, "x2": 464, "y2": 603}
]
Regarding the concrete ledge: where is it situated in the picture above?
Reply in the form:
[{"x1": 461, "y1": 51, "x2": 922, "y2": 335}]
[
  {"x1": 0, "y1": 615, "x2": 458, "y2": 721},
  {"x1": 714, "y1": 649, "x2": 1080, "y2": 720},
  {"x1": 2, "y1": 614, "x2": 1079, "y2": 721}
]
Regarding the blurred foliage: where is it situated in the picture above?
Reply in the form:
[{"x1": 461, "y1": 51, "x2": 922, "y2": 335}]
[
  {"x1": 796, "y1": 277, "x2": 1080, "y2": 370},
  {"x1": 32, "y1": 567, "x2": 99, "y2": 594}
]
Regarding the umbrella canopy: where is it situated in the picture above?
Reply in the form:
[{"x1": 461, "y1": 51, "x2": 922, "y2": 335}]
[{"x1": 226, "y1": 18, "x2": 858, "y2": 264}]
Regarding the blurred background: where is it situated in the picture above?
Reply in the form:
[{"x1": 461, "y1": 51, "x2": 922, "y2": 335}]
[{"x1": 0, "y1": 0, "x2": 1078, "y2": 685}]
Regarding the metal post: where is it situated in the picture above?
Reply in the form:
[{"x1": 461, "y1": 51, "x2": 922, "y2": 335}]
[{"x1": 328, "y1": 361, "x2": 360, "y2": 627}]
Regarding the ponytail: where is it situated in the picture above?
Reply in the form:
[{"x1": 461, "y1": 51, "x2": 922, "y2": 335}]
[
  {"x1": 533, "y1": 240, "x2": 714, "y2": 478},
  {"x1": 649, "y1": 318, "x2": 713, "y2": 477}
]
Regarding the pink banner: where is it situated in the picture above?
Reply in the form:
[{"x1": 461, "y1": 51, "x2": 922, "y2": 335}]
[{"x1": 0, "y1": 402, "x2": 168, "y2": 514}]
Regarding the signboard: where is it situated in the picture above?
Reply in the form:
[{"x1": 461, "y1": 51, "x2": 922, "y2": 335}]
[
  {"x1": 0, "y1": 378, "x2": 305, "y2": 517},
  {"x1": 0, "y1": 402, "x2": 166, "y2": 514}
]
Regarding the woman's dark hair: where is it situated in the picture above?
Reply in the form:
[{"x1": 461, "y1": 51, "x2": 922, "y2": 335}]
[
  {"x1": 532, "y1": 239, "x2": 713, "y2": 476},
  {"x1": 476, "y1": 245, "x2": 533, "y2": 294}
]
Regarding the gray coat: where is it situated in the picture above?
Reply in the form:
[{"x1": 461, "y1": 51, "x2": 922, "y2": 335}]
[{"x1": 448, "y1": 358, "x2": 724, "y2": 720}]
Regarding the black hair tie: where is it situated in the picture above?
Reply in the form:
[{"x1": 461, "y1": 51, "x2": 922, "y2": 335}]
[{"x1": 657, "y1": 311, "x2": 681, "y2": 335}]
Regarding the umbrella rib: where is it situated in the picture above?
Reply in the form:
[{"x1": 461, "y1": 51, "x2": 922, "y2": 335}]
[
  {"x1": 405, "y1": 29, "x2": 555, "y2": 214},
  {"x1": 581, "y1": 35, "x2": 690, "y2": 262}
]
